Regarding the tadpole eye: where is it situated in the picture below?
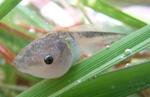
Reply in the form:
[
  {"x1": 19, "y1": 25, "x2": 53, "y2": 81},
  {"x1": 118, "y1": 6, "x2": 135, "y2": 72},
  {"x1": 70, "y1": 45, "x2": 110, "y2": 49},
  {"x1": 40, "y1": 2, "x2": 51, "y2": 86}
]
[{"x1": 44, "y1": 55, "x2": 53, "y2": 65}]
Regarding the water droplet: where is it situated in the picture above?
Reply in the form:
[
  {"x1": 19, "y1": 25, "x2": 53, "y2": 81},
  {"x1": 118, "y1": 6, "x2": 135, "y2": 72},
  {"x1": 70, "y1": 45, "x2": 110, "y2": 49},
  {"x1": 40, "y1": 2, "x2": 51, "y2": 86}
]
[
  {"x1": 74, "y1": 80, "x2": 81, "y2": 85},
  {"x1": 106, "y1": 45, "x2": 110, "y2": 48},
  {"x1": 120, "y1": 55, "x2": 125, "y2": 59},
  {"x1": 76, "y1": 80, "x2": 81, "y2": 83},
  {"x1": 124, "y1": 49, "x2": 132, "y2": 55},
  {"x1": 125, "y1": 63, "x2": 132, "y2": 67}
]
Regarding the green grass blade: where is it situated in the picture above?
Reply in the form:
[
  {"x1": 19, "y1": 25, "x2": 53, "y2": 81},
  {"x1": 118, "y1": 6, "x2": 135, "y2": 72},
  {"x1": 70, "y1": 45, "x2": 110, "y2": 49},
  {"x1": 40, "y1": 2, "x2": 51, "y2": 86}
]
[
  {"x1": 60, "y1": 61, "x2": 150, "y2": 97},
  {"x1": 0, "y1": 0, "x2": 21, "y2": 19},
  {"x1": 2, "y1": 65, "x2": 16, "y2": 84},
  {"x1": 0, "y1": 29, "x2": 30, "y2": 53},
  {"x1": 16, "y1": 24, "x2": 150, "y2": 97},
  {"x1": 80, "y1": 0, "x2": 147, "y2": 28}
]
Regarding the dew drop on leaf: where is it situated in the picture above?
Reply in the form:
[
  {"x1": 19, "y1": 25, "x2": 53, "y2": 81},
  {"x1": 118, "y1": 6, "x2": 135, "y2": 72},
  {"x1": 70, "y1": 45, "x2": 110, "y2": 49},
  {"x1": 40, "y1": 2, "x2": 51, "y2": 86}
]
[
  {"x1": 124, "y1": 49, "x2": 132, "y2": 55},
  {"x1": 125, "y1": 63, "x2": 132, "y2": 67},
  {"x1": 106, "y1": 44, "x2": 110, "y2": 48},
  {"x1": 76, "y1": 80, "x2": 81, "y2": 84},
  {"x1": 119, "y1": 55, "x2": 125, "y2": 59}
]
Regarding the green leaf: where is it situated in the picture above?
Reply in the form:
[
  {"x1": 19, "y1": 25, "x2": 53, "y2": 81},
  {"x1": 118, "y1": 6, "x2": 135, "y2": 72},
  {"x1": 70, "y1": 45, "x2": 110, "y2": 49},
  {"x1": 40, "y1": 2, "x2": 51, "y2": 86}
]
[
  {"x1": 80, "y1": 0, "x2": 147, "y2": 28},
  {"x1": 0, "y1": 0, "x2": 21, "y2": 19},
  {"x1": 0, "y1": 28, "x2": 30, "y2": 53},
  {"x1": 2, "y1": 65, "x2": 16, "y2": 84},
  {"x1": 16, "y1": 24, "x2": 150, "y2": 97},
  {"x1": 59, "y1": 61, "x2": 150, "y2": 97}
]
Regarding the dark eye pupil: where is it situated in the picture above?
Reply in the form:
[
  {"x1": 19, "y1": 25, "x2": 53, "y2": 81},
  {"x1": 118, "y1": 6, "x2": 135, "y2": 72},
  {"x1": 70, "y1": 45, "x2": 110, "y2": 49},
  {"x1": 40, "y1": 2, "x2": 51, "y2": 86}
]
[{"x1": 44, "y1": 55, "x2": 53, "y2": 65}]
